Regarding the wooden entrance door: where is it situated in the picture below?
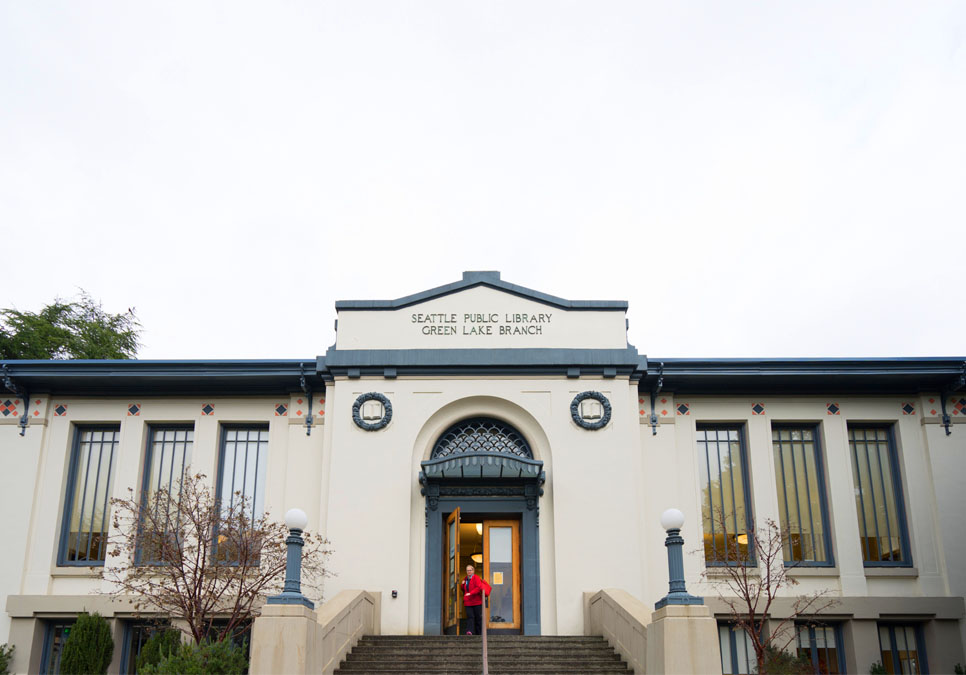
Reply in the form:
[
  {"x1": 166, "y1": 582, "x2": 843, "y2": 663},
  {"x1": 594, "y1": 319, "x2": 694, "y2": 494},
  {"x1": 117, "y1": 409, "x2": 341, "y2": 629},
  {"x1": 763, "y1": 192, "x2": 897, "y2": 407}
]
[
  {"x1": 483, "y1": 520, "x2": 521, "y2": 631},
  {"x1": 443, "y1": 507, "x2": 461, "y2": 633}
]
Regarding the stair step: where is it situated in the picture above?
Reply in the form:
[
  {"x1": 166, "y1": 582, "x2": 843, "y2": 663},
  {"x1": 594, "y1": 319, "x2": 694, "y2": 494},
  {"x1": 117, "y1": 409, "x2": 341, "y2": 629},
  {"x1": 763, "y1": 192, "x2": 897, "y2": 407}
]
[{"x1": 335, "y1": 635, "x2": 633, "y2": 675}]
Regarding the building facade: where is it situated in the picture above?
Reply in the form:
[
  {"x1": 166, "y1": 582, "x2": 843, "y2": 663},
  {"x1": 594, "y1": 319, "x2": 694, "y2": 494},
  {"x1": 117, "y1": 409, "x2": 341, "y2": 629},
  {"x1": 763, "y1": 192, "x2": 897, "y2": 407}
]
[{"x1": 1, "y1": 271, "x2": 964, "y2": 674}]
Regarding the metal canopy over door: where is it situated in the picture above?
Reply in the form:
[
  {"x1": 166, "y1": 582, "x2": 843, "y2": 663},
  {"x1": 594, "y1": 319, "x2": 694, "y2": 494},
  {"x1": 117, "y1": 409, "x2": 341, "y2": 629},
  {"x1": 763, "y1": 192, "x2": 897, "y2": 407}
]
[{"x1": 444, "y1": 507, "x2": 461, "y2": 634}]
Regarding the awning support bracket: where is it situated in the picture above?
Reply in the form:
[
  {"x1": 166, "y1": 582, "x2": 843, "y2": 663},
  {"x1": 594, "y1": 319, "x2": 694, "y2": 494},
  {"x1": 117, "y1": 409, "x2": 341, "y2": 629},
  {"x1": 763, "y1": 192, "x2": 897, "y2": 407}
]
[
  {"x1": 939, "y1": 361, "x2": 966, "y2": 436},
  {"x1": 2, "y1": 364, "x2": 30, "y2": 437},
  {"x1": 649, "y1": 362, "x2": 664, "y2": 436},
  {"x1": 300, "y1": 363, "x2": 314, "y2": 436}
]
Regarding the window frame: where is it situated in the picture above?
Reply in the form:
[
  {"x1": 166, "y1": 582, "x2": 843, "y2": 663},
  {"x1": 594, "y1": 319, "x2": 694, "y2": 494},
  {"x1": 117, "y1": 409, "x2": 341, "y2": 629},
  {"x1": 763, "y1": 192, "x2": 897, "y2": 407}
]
[
  {"x1": 136, "y1": 424, "x2": 195, "y2": 565},
  {"x1": 57, "y1": 424, "x2": 121, "y2": 567},
  {"x1": 771, "y1": 423, "x2": 835, "y2": 567},
  {"x1": 877, "y1": 622, "x2": 928, "y2": 675},
  {"x1": 214, "y1": 423, "x2": 270, "y2": 563},
  {"x1": 39, "y1": 619, "x2": 75, "y2": 675},
  {"x1": 796, "y1": 622, "x2": 846, "y2": 674},
  {"x1": 848, "y1": 424, "x2": 913, "y2": 567},
  {"x1": 718, "y1": 621, "x2": 755, "y2": 675},
  {"x1": 698, "y1": 423, "x2": 755, "y2": 567}
]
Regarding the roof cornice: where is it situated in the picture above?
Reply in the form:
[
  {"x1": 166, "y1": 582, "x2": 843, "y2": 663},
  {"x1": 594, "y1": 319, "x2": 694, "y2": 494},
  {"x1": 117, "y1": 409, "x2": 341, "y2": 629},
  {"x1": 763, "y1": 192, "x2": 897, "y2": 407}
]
[{"x1": 334, "y1": 271, "x2": 628, "y2": 311}]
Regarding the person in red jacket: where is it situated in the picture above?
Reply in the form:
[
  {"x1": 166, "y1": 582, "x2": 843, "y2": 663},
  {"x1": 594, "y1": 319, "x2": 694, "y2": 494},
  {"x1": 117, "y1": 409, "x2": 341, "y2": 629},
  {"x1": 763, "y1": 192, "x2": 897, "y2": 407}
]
[{"x1": 461, "y1": 564, "x2": 490, "y2": 635}]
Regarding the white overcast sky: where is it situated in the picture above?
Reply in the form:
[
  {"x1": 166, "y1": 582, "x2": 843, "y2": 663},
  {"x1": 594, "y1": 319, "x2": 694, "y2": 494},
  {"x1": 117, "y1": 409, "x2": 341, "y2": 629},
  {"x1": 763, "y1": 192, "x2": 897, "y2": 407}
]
[{"x1": 1, "y1": 2, "x2": 963, "y2": 360}]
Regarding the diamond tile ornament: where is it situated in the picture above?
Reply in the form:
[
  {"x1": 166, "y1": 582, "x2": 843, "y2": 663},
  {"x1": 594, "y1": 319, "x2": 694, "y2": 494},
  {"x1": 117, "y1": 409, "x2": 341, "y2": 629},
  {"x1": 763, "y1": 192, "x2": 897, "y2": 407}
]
[
  {"x1": 827, "y1": 403, "x2": 840, "y2": 415},
  {"x1": 752, "y1": 403, "x2": 765, "y2": 415},
  {"x1": 0, "y1": 399, "x2": 17, "y2": 417},
  {"x1": 128, "y1": 403, "x2": 141, "y2": 416},
  {"x1": 54, "y1": 404, "x2": 68, "y2": 416},
  {"x1": 901, "y1": 403, "x2": 915, "y2": 415},
  {"x1": 275, "y1": 403, "x2": 288, "y2": 417},
  {"x1": 954, "y1": 398, "x2": 966, "y2": 416},
  {"x1": 676, "y1": 403, "x2": 690, "y2": 416},
  {"x1": 201, "y1": 403, "x2": 215, "y2": 416}
]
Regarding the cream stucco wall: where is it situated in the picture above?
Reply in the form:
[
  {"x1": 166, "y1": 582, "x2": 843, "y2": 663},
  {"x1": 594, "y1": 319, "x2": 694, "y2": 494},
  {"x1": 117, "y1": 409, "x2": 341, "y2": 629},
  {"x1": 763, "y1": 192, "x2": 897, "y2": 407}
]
[{"x1": 2, "y1": 383, "x2": 965, "y2": 671}]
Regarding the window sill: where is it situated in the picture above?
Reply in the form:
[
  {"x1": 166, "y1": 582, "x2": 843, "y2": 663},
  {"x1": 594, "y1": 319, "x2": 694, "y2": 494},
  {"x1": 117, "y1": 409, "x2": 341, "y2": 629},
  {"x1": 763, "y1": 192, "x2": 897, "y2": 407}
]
[
  {"x1": 703, "y1": 567, "x2": 758, "y2": 578},
  {"x1": 864, "y1": 566, "x2": 918, "y2": 578},
  {"x1": 787, "y1": 567, "x2": 839, "y2": 577},
  {"x1": 51, "y1": 566, "x2": 102, "y2": 578}
]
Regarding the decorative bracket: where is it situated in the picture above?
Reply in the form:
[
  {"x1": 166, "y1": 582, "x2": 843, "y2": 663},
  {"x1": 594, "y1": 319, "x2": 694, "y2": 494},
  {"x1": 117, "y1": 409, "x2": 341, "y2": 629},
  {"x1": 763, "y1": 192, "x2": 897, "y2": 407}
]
[
  {"x1": 1, "y1": 364, "x2": 30, "y2": 437},
  {"x1": 299, "y1": 363, "x2": 313, "y2": 436},
  {"x1": 939, "y1": 361, "x2": 966, "y2": 436},
  {"x1": 649, "y1": 362, "x2": 664, "y2": 436}
]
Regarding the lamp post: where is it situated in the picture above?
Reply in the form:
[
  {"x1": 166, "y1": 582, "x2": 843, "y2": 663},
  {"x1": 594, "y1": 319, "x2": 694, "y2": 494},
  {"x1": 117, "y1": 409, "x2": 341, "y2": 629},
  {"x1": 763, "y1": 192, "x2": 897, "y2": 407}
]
[
  {"x1": 267, "y1": 508, "x2": 315, "y2": 609},
  {"x1": 655, "y1": 508, "x2": 703, "y2": 610}
]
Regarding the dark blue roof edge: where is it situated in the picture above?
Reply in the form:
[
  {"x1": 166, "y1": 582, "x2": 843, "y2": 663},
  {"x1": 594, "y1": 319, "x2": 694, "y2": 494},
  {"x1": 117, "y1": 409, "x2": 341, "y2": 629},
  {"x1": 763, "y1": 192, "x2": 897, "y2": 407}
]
[
  {"x1": 322, "y1": 347, "x2": 640, "y2": 369},
  {"x1": 641, "y1": 356, "x2": 966, "y2": 376},
  {"x1": 334, "y1": 271, "x2": 628, "y2": 311}
]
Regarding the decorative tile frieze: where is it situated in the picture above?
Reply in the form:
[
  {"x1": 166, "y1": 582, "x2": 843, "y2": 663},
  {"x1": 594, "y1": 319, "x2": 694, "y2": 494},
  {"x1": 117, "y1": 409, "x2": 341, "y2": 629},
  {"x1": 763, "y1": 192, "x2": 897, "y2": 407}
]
[
  {"x1": 54, "y1": 404, "x2": 68, "y2": 417},
  {"x1": 288, "y1": 394, "x2": 326, "y2": 425},
  {"x1": 900, "y1": 402, "x2": 915, "y2": 415},
  {"x1": 676, "y1": 403, "x2": 690, "y2": 416},
  {"x1": 826, "y1": 403, "x2": 840, "y2": 415},
  {"x1": 127, "y1": 403, "x2": 141, "y2": 416},
  {"x1": 275, "y1": 403, "x2": 288, "y2": 417},
  {"x1": 201, "y1": 403, "x2": 215, "y2": 416},
  {"x1": 751, "y1": 403, "x2": 765, "y2": 416},
  {"x1": 0, "y1": 398, "x2": 19, "y2": 418}
]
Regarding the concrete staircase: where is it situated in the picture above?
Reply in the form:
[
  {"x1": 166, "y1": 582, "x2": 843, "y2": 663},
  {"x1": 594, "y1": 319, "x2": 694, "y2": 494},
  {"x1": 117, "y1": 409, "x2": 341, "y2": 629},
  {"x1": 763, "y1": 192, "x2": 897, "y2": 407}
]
[{"x1": 334, "y1": 635, "x2": 634, "y2": 674}]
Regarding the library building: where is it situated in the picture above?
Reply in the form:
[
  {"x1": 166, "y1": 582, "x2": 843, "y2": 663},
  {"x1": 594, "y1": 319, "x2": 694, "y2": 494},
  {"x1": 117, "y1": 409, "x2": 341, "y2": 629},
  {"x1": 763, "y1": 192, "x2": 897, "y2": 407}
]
[{"x1": 1, "y1": 271, "x2": 964, "y2": 674}]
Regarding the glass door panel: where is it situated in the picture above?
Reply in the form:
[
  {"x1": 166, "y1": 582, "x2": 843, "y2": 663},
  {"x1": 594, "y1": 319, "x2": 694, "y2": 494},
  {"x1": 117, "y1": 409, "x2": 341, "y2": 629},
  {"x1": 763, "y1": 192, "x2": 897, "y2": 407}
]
[
  {"x1": 484, "y1": 519, "x2": 520, "y2": 630},
  {"x1": 444, "y1": 508, "x2": 461, "y2": 632}
]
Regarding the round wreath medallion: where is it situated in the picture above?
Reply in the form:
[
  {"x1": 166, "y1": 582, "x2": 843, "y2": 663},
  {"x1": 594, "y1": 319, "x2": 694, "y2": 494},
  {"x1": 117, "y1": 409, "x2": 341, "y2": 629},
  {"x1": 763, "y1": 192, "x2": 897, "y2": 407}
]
[
  {"x1": 352, "y1": 392, "x2": 393, "y2": 431},
  {"x1": 570, "y1": 391, "x2": 612, "y2": 430}
]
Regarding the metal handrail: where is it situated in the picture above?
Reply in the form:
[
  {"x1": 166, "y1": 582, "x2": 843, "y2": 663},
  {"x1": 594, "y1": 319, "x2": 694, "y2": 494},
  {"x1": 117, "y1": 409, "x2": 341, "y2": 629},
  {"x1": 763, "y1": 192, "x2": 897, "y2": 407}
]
[{"x1": 482, "y1": 595, "x2": 489, "y2": 675}]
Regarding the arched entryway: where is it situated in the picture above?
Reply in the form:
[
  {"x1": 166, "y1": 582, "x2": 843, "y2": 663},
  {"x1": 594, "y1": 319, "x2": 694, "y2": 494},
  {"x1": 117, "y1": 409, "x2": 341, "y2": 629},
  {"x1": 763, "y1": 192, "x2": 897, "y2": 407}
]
[{"x1": 420, "y1": 417, "x2": 544, "y2": 635}]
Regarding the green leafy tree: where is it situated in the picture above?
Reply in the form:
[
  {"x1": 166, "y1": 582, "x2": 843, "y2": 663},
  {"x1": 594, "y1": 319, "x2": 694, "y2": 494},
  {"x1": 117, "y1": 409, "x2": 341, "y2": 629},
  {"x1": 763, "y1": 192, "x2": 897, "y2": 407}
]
[
  {"x1": 135, "y1": 629, "x2": 182, "y2": 673},
  {"x1": 138, "y1": 639, "x2": 247, "y2": 675},
  {"x1": 0, "y1": 643, "x2": 14, "y2": 675},
  {"x1": 759, "y1": 645, "x2": 813, "y2": 674},
  {"x1": 60, "y1": 612, "x2": 114, "y2": 675},
  {"x1": 0, "y1": 290, "x2": 141, "y2": 360}
]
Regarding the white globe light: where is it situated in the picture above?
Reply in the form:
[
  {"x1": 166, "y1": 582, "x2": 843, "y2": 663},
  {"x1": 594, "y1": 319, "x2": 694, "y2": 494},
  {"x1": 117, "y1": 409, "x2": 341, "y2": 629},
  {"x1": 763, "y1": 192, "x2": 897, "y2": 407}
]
[
  {"x1": 660, "y1": 508, "x2": 685, "y2": 531},
  {"x1": 285, "y1": 508, "x2": 308, "y2": 531}
]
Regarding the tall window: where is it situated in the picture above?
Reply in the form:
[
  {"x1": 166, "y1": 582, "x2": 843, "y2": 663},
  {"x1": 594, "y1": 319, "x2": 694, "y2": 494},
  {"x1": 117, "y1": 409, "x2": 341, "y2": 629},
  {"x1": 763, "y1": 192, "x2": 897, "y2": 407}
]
[
  {"x1": 698, "y1": 426, "x2": 753, "y2": 564},
  {"x1": 718, "y1": 623, "x2": 754, "y2": 675},
  {"x1": 878, "y1": 624, "x2": 925, "y2": 674},
  {"x1": 59, "y1": 426, "x2": 119, "y2": 565},
  {"x1": 139, "y1": 426, "x2": 194, "y2": 562},
  {"x1": 796, "y1": 624, "x2": 844, "y2": 674},
  {"x1": 40, "y1": 621, "x2": 74, "y2": 674},
  {"x1": 849, "y1": 426, "x2": 910, "y2": 565},
  {"x1": 218, "y1": 427, "x2": 269, "y2": 518},
  {"x1": 773, "y1": 426, "x2": 832, "y2": 565}
]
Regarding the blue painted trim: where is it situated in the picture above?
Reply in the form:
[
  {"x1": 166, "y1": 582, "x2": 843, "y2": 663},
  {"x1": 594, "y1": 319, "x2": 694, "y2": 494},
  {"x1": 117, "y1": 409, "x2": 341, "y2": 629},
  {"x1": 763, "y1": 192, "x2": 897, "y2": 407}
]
[
  {"x1": 423, "y1": 496, "x2": 541, "y2": 636},
  {"x1": 335, "y1": 271, "x2": 628, "y2": 311},
  {"x1": 570, "y1": 391, "x2": 612, "y2": 430},
  {"x1": 352, "y1": 392, "x2": 393, "y2": 431},
  {"x1": 852, "y1": 424, "x2": 914, "y2": 567},
  {"x1": 57, "y1": 425, "x2": 118, "y2": 567},
  {"x1": 772, "y1": 423, "x2": 836, "y2": 568},
  {"x1": 324, "y1": 347, "x2": 641, "y2": 376},
  {"x1": 699, "y1": 423, "x2": 756, "y2": 567}
]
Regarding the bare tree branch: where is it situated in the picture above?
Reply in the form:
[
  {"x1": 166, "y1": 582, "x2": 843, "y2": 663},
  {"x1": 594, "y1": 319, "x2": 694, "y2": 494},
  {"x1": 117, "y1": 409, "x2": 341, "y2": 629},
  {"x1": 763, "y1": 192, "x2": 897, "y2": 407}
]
[
  {"x1": 700, "y1": 508, "x2": 838, "y2": 675},
  {"x1": 104, "y1": 472, "x2": 332, "y2": 643}
]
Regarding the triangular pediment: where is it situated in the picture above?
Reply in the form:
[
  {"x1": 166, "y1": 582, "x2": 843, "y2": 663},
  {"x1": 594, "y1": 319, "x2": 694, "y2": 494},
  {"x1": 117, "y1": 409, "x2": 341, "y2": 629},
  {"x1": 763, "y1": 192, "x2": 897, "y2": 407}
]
[{"x1": 333, "y1": 272, "x2": 629, "y2": 351}]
